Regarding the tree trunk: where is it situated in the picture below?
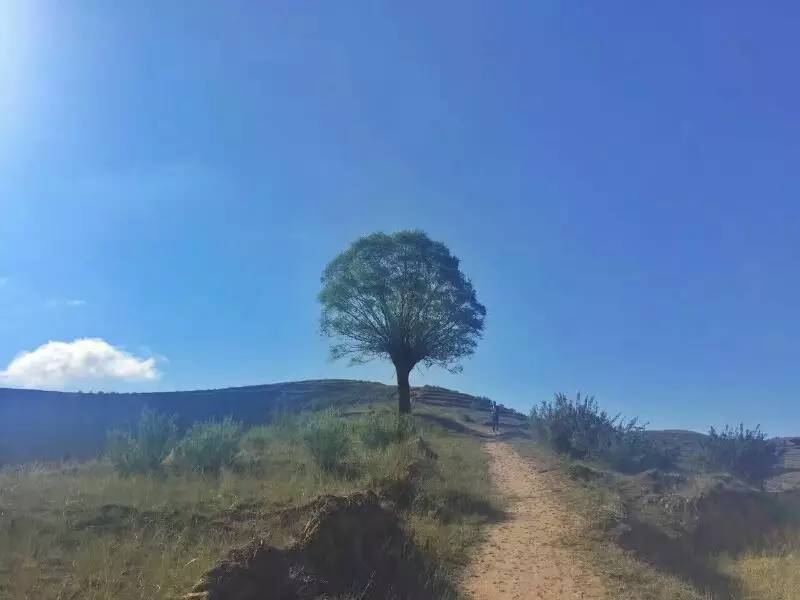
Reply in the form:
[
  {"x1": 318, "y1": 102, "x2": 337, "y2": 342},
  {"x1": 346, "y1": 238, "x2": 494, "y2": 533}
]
[{"x1": 395, "y1": 362, "x2": 412, "y2": 414}]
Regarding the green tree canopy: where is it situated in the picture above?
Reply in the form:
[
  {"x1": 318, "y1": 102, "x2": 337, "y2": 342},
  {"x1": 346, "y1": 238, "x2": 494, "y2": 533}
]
[{"x1": 319, "y1": 230, "x2": 486, "y2": 413}]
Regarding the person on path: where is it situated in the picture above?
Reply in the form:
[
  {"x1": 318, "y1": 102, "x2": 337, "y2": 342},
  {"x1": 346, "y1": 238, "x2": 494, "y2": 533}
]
[{"x1": 491, "y1": 401, "x2": 500, "y2": 433}]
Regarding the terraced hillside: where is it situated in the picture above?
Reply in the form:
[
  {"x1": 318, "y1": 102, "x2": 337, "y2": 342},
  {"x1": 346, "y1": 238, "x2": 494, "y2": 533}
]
[
  {"x1": 413, "y1": 385, "x2": 526, "y2": 420},
  {"x1": 769, "y1": 437, "x2": 800, "y2": 492}
]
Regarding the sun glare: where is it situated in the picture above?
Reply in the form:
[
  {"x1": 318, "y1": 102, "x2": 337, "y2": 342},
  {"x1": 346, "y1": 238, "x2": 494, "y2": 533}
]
[{"x1": 0, "y1": 0, "x2": 37, "y2": 137}]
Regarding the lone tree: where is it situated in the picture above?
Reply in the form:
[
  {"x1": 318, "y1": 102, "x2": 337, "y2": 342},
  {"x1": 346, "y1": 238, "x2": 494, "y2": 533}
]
[{"x1": 319, "y1": 231, "x2": 486, "y2": 414}]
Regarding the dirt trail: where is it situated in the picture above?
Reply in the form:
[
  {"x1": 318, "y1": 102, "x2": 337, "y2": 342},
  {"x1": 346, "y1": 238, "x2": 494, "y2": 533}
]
[{"x1": 462, "y1": 441, "x2": 606, "y2": 600}]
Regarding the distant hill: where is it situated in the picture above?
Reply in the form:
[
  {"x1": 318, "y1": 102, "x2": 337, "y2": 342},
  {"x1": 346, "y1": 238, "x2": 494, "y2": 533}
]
[
  {"x1": 0, "y1": 379, "x2": 521, "y2": 465},
  {"x1": 644, "y1": 429, "x2": 800, "y2": 491}
]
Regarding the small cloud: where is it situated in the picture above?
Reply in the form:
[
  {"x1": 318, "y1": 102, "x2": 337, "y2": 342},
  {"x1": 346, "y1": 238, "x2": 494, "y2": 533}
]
[
  {"x1": 0, "y1": 338, "x2": 160, "y2": 390},
  {"x1": 46, "y1": 298, "x2": 88, "y2": 308}
]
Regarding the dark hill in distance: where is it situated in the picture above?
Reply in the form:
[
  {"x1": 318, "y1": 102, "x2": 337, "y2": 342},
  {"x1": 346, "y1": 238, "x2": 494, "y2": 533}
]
[{"x1": 0, "y1": 379, "x2": 524, "y2": 465}]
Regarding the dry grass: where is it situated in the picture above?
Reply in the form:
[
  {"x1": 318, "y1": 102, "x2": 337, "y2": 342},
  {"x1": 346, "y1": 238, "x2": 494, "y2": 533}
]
[
  {"x1": 716, "y1": 535, "x2": 800, "y2": 600},
  {"x1": 0, "y1": 404, "x2": 495, "y2": 600}
]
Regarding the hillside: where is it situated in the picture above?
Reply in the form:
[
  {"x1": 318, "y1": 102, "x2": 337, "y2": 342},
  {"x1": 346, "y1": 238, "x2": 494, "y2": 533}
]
[
  {"x1": 0, "y1": 379, "x2": 523, "y2": 464},
  {"x1": 644, "y1": 429, "x2": 800, "y2": 492},
  {"x1": 0, "y1": 383, "x2": 500, "y2": 600}
]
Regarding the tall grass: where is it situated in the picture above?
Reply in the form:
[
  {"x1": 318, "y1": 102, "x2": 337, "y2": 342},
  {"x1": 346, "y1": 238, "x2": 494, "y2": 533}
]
[
  {"x1": 106, "y1": 408, "x2": 177, "y2": 476},
  {"x1": 302, "y1": 409, "x2": 352, "y2": 471},
  {"x1": 355, "y1": 409, "x2": 416, "y2": 449},
  {"x1": 171, "y1": 417, "x2": 243, "y2": 474}
]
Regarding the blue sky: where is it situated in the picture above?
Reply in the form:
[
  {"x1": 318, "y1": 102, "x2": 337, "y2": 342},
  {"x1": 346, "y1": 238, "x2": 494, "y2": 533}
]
[{"x1": 1, "y1": 2, "x2": 799, "y2": 434}]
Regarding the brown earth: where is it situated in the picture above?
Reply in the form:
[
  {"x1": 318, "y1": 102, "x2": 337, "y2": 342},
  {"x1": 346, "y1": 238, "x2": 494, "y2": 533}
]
[{"x1": 462, "y1": 441, "x2": 607, "y2": 600}]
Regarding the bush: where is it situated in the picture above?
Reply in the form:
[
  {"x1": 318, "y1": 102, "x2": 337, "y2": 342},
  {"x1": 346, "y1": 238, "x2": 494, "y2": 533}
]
[
  {"x1": 107, "y1": 407, "x2": 178, "y2": 476},
  {"x1": 172, "y1": 417, "x2": 243, "y2": 474},
  {"x1": 303, "y1": 410, "x2": 351, "y2": 471},
  {"x1": 701, "y1": 424, "x2": 782, "y2": 482},
  {"x1": 603, "y1": 422, "x2": 677, "y2": 473},
  {"x1": 530, "y1": 393, "x2": 674, "y2": 472},
  {"x1": 356, "y1": 411, "x2": 416, "y2": 449}
]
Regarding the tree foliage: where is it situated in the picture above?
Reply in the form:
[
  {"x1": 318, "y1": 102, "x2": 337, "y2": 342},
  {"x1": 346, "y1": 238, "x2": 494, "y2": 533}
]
[
  {"x1": 701, "y1": 424, "x2": 782, "y2": 483},
  {"x1": 319, "y1": 231, "x2": 485, "y2": 412}
]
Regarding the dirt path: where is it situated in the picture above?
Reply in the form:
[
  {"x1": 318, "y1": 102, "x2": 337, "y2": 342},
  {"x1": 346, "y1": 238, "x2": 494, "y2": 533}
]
[{"x1": 462, "y1": 441, "x2": 606, "y2": 600}]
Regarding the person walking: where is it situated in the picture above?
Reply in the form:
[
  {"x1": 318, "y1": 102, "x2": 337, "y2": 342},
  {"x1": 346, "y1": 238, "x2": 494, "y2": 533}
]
[{"x1": 491, "y1": 401, "x2": 500, "y2": 433}]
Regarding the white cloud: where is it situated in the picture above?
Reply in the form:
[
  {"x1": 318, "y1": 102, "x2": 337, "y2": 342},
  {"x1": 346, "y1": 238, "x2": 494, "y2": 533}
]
[
  {"x1": 46, "y1": 298, "x2": 88, "y2": 308},
  {"x1": 0, "y1": 338, "x2": 160, "y2": 389}
]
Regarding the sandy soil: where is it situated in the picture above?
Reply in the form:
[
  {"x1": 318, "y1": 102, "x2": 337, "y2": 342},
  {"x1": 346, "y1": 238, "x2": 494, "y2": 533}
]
[{"x1": 462, "y1": 441, "x2": 606, "y2": 600}]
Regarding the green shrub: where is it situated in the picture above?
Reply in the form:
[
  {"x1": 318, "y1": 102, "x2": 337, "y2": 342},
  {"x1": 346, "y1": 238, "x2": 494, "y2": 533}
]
[
  {"x1": 268, "y1": 410, "x2": 302, "y2": 436},
  {"x1": 356, "y1": 411, "x2": 416, "y2": 449},
  {"x1": 701, "y1": 424, "x2": 782, "y2": 483},
  {"x1": 172, "y1": 417, "x2": 243, "y2": 474},
  {"x1": 530, "y1": 393, "x2": 674, "y2": 472},
  {"x1": 603, "y1": 422, "x2": 677, "y2": 473},
  {"x1": 302, "y1": 410, "x2": 351, "y2": 471},
  {"x1": 107, "y1": 407, "x2": 178, "y2": 476},
  {"x1": 240, "y1": 427, "x2": 271, "y2": 453}
]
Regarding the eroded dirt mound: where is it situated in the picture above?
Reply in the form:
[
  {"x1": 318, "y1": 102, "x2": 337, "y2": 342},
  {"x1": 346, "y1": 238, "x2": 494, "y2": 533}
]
[{"x1": 184, "y1": 491, "x2": 441, "y2": 600}]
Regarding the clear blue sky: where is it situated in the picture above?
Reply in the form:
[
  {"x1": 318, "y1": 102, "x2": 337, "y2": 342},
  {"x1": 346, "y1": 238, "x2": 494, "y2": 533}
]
[{"x1": 1, "y1": 2, "x2": 798, "y2": 434}]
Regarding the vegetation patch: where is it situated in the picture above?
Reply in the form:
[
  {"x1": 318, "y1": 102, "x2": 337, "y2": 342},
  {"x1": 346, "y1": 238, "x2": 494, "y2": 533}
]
[
  {"x1": 302, "y1": 409, "x2": 353, "y2": 472},
  {"x1": 106, "y1": 407, "x2": 178, "y2": 476},
  {"x1": 529, "y1": 393, "x2": 676, "y2": 472},
  {"x1": 171, "y1": 417, "x2": 243, "y2": 474},
  {"x1": 701, "y1": 424, "x2": 783, "y2": 483},
  {"x1": 717, "y1": 532, "x2": 800, "y2": 600}
]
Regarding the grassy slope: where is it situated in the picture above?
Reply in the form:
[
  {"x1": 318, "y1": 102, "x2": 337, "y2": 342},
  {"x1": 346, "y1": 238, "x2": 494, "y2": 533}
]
[{"x1": 0, "y1": 396, "x2": 498, "y2": 600}]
